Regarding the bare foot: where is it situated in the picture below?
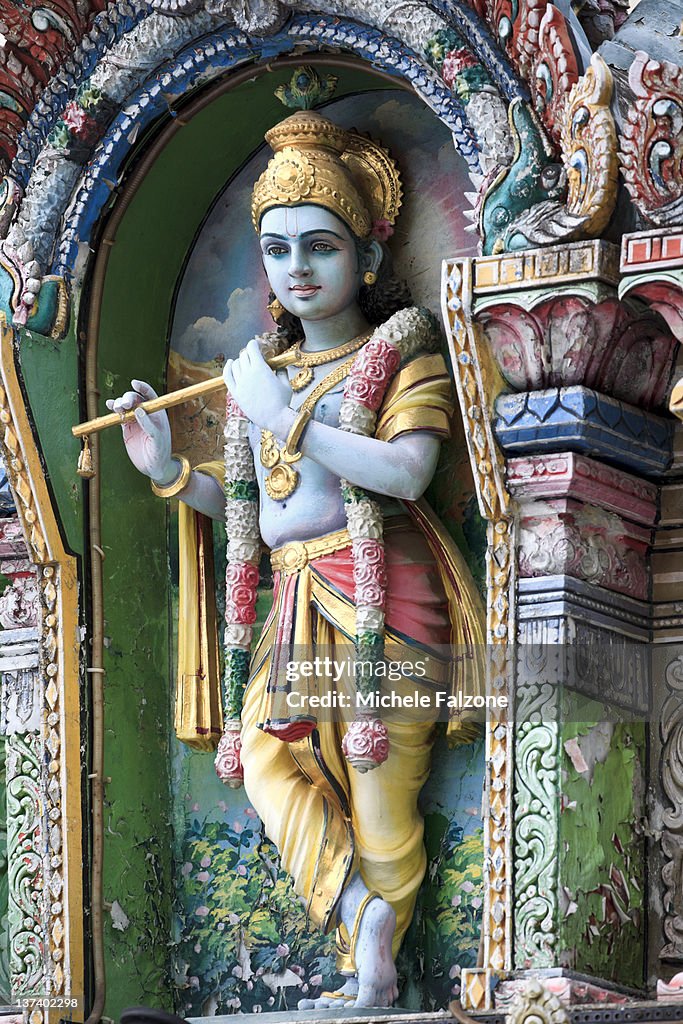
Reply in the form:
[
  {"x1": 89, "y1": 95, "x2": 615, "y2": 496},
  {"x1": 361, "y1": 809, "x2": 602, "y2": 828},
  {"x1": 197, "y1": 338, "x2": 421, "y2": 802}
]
[
  {"x1": 352, "y1": 897, "x2": 398, "y2": 1008},
  {"x1": 297, "y1": 977, "x2": 359, "y2": 1010}
]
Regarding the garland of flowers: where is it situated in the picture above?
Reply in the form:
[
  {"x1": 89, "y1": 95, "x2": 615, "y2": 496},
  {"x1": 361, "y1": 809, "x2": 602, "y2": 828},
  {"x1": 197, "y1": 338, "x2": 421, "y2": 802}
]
[
  {"x1": 215, "y1": 309, "x2": 438, "y2": 784},
  {"x1": 214, "y1": 393, "x2": 261, "y2": 787}
]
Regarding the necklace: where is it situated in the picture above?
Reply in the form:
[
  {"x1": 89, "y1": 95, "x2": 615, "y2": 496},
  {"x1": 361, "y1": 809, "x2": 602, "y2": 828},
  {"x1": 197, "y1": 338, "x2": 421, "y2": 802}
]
[
  {"x1": 260, "y1": 354, "x2": 358, "y2": 500},
  {"x1": 286, "y1": 331, "x2": 371, "y2": 391}
]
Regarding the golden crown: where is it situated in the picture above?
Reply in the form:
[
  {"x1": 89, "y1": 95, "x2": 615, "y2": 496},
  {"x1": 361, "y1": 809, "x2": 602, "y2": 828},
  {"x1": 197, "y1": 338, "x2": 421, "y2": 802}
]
[{"x1": 251, "y1": 111, "x2": 402, "y2": 238}]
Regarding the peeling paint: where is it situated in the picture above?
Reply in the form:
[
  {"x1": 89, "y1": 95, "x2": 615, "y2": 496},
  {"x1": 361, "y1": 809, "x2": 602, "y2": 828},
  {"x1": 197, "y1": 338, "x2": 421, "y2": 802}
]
[{"x1": 559, "y1": 721, "x2": 645, "y2": 984}]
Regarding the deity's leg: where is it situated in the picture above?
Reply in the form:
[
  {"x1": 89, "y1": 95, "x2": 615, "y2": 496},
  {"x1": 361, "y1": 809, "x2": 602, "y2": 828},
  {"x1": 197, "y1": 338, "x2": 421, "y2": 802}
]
[{"x1": 240, "y1": 664, "x2": 355, "y2": 932}]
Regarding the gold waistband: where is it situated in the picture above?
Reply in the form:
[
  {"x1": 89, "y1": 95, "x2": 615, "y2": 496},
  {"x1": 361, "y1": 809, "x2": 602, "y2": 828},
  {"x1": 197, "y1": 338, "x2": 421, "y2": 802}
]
[{"x1": 271, "y1": 527, "x2": 351, "y2": 575}]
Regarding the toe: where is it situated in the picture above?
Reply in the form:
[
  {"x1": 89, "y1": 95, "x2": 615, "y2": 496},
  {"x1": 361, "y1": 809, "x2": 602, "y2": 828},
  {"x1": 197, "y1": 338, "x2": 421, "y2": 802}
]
[{"x1": 297, "y1": 999, "x2": 315, "y2": 1010}]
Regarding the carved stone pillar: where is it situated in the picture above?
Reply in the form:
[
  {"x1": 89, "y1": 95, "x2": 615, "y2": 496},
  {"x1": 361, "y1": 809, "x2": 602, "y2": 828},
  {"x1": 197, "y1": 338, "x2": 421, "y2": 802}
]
[
  {"x1": 621, "y1": 226, "x2": 683, "y2": 988},
  {"x1": 445, "y1": 239, "x2": 678, "y2": 1006},
  {"x1": 0, "y1": 481, "x2": 47, "y2": 1003}
]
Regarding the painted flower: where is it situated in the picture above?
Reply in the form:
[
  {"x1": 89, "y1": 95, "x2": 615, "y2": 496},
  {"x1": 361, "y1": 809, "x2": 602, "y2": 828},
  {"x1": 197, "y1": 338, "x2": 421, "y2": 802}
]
[
  {"x1": 226, "y1": 562, "x2": 260, "y2": 588},
  {"x1": 353, "y1": 561, "x2": 387, "y2": 589},
  {"x1": 62, "y1": 102, "x2": 100, "y2": 143},
  {"x1": 344, "y1": 376, "x2": 386, "y2": 409},
  {"x1": 352, "y1": 538, "x2": 384, "y2": 567},
  {"x1": 342, "y1": 716, "x2": 390, "y2": 763},
  {"x1": 195, "y1": 905, "x2": 210, "y2": 917},
  {"x1": 200, "y1": 854, "x2": 211, "y2": 867},
  {"x1": 442, "y1": 48, "x2": 479, "y2": 88},
  {"x1": 181, "y1": 862, "x2": 193, "y2": 877},
  {"x1": 276, "y1": 943, "x2": 290, "y2": 956},
  {"x1": 196, "y1": 871, "x2": 209, "y2": 882},
  {"x1": 371, "y1": 218, "x2": 394, "y2": 242},
  {"x1": 310, "y1": 974, "x2": 323, "y2": 986}
]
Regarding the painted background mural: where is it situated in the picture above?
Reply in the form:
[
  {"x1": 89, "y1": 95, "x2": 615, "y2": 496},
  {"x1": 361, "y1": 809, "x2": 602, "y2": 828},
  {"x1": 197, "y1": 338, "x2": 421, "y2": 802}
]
[{"x1": 166, "y1": 85, "x2": 486, "y2": 1014}]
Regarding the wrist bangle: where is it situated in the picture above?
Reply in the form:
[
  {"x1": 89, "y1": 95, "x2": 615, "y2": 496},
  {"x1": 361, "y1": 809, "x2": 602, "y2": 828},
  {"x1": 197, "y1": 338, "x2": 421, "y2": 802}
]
[
  {"x1": 151, "y1": 455, "x2": 192, "y2": 498},
  {"x1": 284, "y1": 408, "x2": 312, "y2": 457}
]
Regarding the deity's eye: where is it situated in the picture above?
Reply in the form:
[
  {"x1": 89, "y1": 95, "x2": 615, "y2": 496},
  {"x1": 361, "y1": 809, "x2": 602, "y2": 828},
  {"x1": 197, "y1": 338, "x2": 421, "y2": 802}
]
[
  {"x1": 263, "y1": 243, "x2": 288, "y2": 257},
  {"x1": 310, "y1": 241, "x2": 337, "y2": 252}
]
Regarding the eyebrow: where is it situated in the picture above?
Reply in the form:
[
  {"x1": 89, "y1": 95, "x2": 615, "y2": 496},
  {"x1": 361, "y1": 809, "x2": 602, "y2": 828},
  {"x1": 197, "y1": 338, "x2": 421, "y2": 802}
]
[{"x1": 260, "y1": 229, "x2": 346, "y2": 241}]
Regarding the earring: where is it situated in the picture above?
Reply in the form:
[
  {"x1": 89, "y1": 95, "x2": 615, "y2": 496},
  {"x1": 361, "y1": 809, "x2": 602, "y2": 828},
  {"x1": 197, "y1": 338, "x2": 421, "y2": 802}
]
[
  {"x1": 363, "y1": 271, "x2": 377, "y2": 286},
  {"x1": 268, "y1": 297, "x2": 286, "y2": 323}
]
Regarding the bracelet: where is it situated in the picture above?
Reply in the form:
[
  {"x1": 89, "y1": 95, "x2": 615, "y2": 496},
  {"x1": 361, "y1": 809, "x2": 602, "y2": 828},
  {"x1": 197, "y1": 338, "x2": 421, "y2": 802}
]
[
  {"x1": 151, "y1": 455, "x2": 192, "y2": 498},
  {"x1": 284, "y1": 408, "x2": 313, "y2": 458}
]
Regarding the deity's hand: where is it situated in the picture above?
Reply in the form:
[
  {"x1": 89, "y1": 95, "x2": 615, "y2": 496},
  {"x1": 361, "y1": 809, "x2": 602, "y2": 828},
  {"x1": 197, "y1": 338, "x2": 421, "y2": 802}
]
[
  {"x1": 105, "y1": 380, "x2": 175, "y2": 483},
  {"x1": 223, "y1": 338, "x2": 291, "y2": 435}
]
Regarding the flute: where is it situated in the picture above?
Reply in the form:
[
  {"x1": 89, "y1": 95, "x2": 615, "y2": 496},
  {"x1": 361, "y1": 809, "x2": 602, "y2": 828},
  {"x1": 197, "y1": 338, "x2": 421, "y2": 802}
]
[
  {"x1": 71, "y1": 350, "x2": 297, "y2": 477},
  {"x1": 72, "y1": 349, "x2": 296, "y2": 440}
]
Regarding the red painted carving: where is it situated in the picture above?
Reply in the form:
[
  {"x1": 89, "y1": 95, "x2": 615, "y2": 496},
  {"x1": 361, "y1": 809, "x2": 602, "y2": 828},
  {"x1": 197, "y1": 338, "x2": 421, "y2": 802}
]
[
  {"x1": 0, "y1": 0, "x2": 107, "y2": 173},
  {"x1": 486, "y1": 0, "x2": 577, "y2": 145},
  {"x1": 530, "y1": 5, "x2": 579, "y2": 144},
  {"x1": 479, "y1": 295, "x2": 677, "y2": 410},
  {"x1": 620, "y1": 51, "x2": 683, "y2": 227}
]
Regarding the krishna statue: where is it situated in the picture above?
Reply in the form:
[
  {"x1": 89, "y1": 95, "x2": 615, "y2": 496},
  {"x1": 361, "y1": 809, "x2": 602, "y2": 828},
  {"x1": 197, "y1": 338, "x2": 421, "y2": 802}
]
[{"x1": 108, "y1": 110, "x2": 485, "y2": 1009}]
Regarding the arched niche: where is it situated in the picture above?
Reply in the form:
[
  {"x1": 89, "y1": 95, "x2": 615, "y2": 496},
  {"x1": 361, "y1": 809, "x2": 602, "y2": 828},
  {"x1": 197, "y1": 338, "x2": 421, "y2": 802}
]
[{"x1": 88, "y1": 58, "x2": 490, "y2": 1015}]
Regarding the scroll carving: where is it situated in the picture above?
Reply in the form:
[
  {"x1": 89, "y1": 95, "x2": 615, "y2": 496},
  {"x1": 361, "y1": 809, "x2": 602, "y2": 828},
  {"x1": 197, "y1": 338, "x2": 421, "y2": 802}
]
[
  {"x1": 620, "y1": 52, "x2": 683, "y2": 228},
  {"x1": 661, "y1": 655, "x2": 683, "y2": 960}
]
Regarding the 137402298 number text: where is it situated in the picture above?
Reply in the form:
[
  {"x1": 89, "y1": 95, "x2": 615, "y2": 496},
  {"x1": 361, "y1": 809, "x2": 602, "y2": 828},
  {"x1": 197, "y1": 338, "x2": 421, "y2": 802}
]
[{"x1": 18, "y1": 997, "x2": 81, "y2": 1009}]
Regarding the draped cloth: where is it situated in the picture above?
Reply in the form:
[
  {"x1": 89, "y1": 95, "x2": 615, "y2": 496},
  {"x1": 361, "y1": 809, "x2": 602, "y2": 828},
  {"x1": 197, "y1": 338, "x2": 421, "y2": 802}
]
[{"x1": 175, "y1": 351, "x2": 487, "y2": 966}]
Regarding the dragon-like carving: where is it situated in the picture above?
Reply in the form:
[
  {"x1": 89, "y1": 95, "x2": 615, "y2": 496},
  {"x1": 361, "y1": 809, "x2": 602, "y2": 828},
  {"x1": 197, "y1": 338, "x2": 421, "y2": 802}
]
[
  {"x1": 620, "y1": 51, "x2": 683, "y2": 228},
  {"x1": 531, "y1": 5, "x2": 579, "y2": 144},
  {"x1": 487, "y1": 0, "x2": 577, "y2": 145},
  {"x1": 501, "y1": 54, "x2": 618, "y2": 250}
]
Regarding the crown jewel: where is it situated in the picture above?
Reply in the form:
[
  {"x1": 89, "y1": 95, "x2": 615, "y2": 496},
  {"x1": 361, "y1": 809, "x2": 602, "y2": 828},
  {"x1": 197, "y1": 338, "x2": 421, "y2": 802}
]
[{"x1": 251, "y1": 111, "x2": 402, "y2": 238}]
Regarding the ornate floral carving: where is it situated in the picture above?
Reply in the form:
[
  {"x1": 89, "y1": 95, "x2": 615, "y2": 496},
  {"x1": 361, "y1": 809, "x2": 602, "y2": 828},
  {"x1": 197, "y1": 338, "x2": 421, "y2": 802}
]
[
  {"x1": 6, "y1": 730, "x2": 47, "y2": 996},
  {"x1": 508, "y1": 979, "x2": 570, "y2": 1024},
  {"x1": 513, "y1": 662, "x2": 560, "y2": 967},
  {"x1": 504, "y1": 55, "x2": 618, "y2": 249},
  {"x1": 0, "y1": 575, "x2": 40, "y2": 628},
  {"x1": 518, "y1": 504, "x2": 649, "y2": 600},
  {"x1": 443, "y1": 258, "x2": 513, "y2": 1008},
  {"x1": 660, "y1": 654, "x2": 683, "y2": 960},
  {"x1": 479, "y1": 295, "x2": 676, "y2": 411},
  {"x1": 620, "y1": 52, "x2": 683, "y2": 228},
  {"x1": 484, "y1": 0, "x2": 577, "y2": 147}
]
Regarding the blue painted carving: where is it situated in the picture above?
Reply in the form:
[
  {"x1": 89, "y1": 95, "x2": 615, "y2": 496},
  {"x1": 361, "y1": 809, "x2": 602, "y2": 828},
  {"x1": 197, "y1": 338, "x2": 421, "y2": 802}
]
[
  {"x1": 52, "y1": 14, "x2": 484, "y2": 276},
  {"x1": 494, "y1": 386, "x2": 674, "y2": 477},
  {"x1": 13, "y1": 0, "x2": 148, "y2": 185},
  {"x1": 12, "y1": 7, "x2": 499, "y2": 195}
]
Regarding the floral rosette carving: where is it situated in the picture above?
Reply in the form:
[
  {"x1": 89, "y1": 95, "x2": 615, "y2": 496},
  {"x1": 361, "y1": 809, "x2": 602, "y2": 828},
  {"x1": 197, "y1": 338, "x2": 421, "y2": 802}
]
[
  {"x1": 341, "y1": 714, "x2": 390, "y2": 774},
  {"x1": 620, "y1": 52, "x2": 683, "y2": 226},
  {"x1": 214, "y1": 719, "x2": 244, "y2": 789}
]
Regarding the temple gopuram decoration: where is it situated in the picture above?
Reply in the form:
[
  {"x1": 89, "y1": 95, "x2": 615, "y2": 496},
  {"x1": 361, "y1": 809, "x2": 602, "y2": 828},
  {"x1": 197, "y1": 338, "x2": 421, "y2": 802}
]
[{"x1": 0, "y1": 0, "x2": 680, "y2": 1021}]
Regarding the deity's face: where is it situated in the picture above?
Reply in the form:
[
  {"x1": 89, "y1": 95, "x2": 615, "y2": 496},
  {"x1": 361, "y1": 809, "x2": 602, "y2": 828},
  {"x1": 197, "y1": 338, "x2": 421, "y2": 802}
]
[{"x1": 259, "y1": 205, "x2": 371, "y2": 323}]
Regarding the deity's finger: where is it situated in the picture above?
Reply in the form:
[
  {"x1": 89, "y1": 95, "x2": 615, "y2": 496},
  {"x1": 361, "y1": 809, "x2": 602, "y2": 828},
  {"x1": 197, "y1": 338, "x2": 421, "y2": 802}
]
[
  {"x1": 131, "y1": 379, "x2": 159, "y2": 401},
  {"x1": 134, "y1": 407, "x2": 160, "y2": 440},
  {"x1": 112, "y1": 392, "x2": 140, "y2": 416},
  {"x1": 223, "y1": 363, "x2": 237, "y2": 396}
]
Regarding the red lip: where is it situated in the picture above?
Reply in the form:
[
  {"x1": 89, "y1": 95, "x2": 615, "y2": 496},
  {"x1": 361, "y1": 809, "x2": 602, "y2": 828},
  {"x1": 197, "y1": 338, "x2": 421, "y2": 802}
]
[{"x1": 290, "y1": 285, "x2": 321, "y2": 295}]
